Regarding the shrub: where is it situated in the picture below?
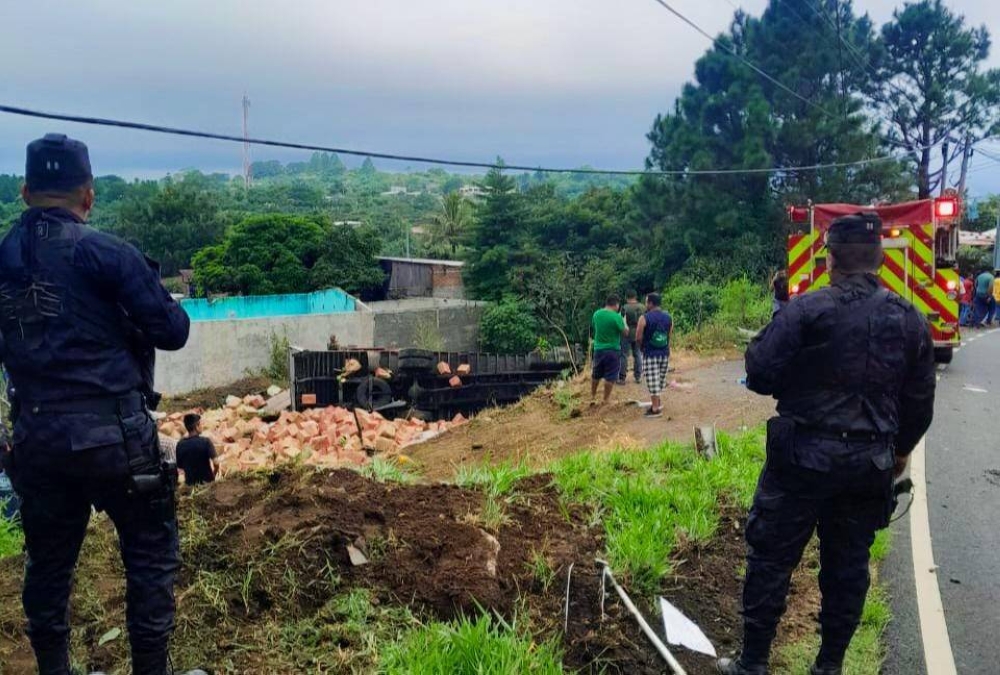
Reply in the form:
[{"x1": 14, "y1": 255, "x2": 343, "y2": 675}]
[
  {"x1": 957, "y1": 245, "x2": 994, "y2": 277},
  {"x1": 479, "y1": 299, "x2": 538, "y2": 354},
  {"x1": 672, "y1": 319, "x2": 741, "y2": 353},
  {"x1": 662, "y1": 282, "x2": 720, "y2": 331},
  {"x1": 718, "y1": 277, "x2": 772, "y2": 330}
]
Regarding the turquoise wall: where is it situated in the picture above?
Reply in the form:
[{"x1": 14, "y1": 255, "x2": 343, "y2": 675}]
[{"x1": 180, "y1": 288, "x2": 355, "y2": 322}]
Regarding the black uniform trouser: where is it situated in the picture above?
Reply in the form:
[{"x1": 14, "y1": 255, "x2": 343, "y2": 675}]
[
  {"x1": 740, "y1": 435, "x2": 894, "y2": 668},
  {"x1": 12, "y1": 451, "x2": 178, "y2": 675},
  {"x1": 619, "y1": 339, "x2": 642, "y2": 381}
]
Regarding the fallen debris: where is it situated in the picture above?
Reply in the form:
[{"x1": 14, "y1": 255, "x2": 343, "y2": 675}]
[{"x1": 157, "y1": 393, "x2": 462, "y2": 476}]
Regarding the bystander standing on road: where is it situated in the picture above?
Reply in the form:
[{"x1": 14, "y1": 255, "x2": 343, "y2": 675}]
[
  {"x1": 619, "y1": 292, "x2": 644, "y2": 385},
  {"x1": 590, "y1": 295, "x2": 628, "y2": 407},
  {"x1": 971, "y1": 268, "x2": 994, "y2": 327},
  {"x1": 175, "y1": 414, "x2": 218, "y2": 487},
  {"x1": 991, "y1": 271, "x2": 1000, "y2": 326},
  {"x1": 635, "y1": 293, "x2": 673, "y2": 419},
  {"x1": 959, "y1": 274, "x2": 973, "y2": 326}
]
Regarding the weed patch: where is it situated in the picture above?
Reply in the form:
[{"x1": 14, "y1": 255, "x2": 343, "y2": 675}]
[
  {"x1": 359, "y1": 456, "x2": 418, "y2": 484},
  {"x1": 379, "y1": 613, "x2": 563, "y2": 675},
  {"x1": 551, "y1": 427, "x2": 765, "y2": 596},
  {"x1": 0, "y1": 508, "x2": 21, "y2": 560},
  {"x1": 774, "y1": 584, "x2": 890, "y2": 675}
]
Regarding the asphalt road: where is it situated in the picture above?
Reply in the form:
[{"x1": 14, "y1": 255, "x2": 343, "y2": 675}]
[{"x1": 883, "y1": 328, "x2": 1000, "y2": 675}]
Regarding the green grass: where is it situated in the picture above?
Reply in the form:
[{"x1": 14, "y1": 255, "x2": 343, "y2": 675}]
[
  {"x1": 774, "y1": 585, "x2": 891, "y2": 675},
  {"x1": 379, "y1": 613, "x2": 564, "y2": 675},
  {"x1": 869, "y1": 528, "x2": 893, "y2": 562},
  {"x1": 454, "y1": 462, "x2": 534, "y2": 495},
  {"x1": 0, "y1": 505, "x2": 22, "y2": 559},
  {"x1": 528, "y1": 549, "x2": 557, "y2": 591},
  {"x1": 455, "y1": 463, "x2": 536, "y2": 533},
  {"x1": 550, "y1": 427, "x2": 765, "y2": 596},
  {"x1": 359, "y1": 456, "x2": 418, "y2": 484},
  {"x1": 552, "y1": 384, "x2": 579, "y2": 420}
]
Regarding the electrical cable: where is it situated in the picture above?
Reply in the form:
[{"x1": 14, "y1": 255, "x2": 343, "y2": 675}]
[
  {"x1": 647, "y1": 0, "x2": 840, "y2": 120},
  {"x1": 0, "y1": 102, "x2": 927, "y2": 177}
]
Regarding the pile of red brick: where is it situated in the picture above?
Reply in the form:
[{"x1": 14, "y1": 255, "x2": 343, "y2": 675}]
[{"x1": 158, "y1": 394, "x2": 467, "y2": 476}]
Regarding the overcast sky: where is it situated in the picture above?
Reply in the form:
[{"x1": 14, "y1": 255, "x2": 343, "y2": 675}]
[{"x1": 1, "y1": 0, "x2": 998, "y2": 194}]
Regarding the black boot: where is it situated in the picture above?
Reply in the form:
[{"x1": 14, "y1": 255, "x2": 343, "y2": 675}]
[
  {"x1": 717, "y1": 656, "x2": 768, "y2": 674},
  {"x1": 809, "y1": 663, "x2": 843, "y2": 675},
  {"x1": 35, "y1": 648, "x2": 71, "y2": 675}
]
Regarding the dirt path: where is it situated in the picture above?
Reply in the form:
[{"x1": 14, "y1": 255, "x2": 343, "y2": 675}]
[{"x1": 407, "y1": 352, "x2": 775, "y2": 480}]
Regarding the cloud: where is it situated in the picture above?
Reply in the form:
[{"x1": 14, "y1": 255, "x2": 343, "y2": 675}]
[{"x1": 0, "y1": 0, "x2": 997, "y2": 192}]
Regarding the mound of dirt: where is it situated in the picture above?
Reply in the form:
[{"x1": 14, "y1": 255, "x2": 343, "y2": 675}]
[{"x1": 0, "y1": 472, "x2": 811, "y2": 674}]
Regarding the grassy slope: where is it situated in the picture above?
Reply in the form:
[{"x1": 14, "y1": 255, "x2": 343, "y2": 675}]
[{"x1": 0, "y1": 433, "x2": 893, "y2": 674}]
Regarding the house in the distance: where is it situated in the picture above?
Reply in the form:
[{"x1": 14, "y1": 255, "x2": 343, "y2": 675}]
[{"x1": 377, "y1": 257, "x2": 465, "y2": 300}]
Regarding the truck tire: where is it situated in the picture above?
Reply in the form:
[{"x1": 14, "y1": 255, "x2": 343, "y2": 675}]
[
  {"x1": 398, "y1": 348, "x2": 435, "y2": 373},
  {"x1": 355, "y1": 377, "x2": 393, "y2": 411},
  {"x1": 934, "y1": 347, "x2": 953, "y2": 364}
]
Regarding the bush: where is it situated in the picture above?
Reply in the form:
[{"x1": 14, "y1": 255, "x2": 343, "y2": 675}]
[
  {"x1": 480, "y1": 299, "x2": 538, "y2": 354},
  {"x1": 662, "y1": 282, "x2": 720, "y2": 331},
  {"x1": 673, "y1": 319, "x2": 742, "y2": 352},
  {"x1": 718, "y1": 277, "x2": 772, "y2": 330},
  {"x1": 957, "y1": 245, "x2": 994, "y2": 277}
]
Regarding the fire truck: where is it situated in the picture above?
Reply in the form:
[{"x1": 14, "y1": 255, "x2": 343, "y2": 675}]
[{"x1": 787, "y1": 197, "x2": 962, "y2": 363}]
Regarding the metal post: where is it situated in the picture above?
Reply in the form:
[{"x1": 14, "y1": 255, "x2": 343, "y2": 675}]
[{"x1": 994, "y1": 213, "x2": 1000, "y2": 272}]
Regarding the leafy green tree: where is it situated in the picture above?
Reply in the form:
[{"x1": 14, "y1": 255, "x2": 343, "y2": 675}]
[
  {"x1": 310, "y1": 225, "x2": 386, "y2": 296},
  {"x1": 870, "y1": 0, "x2": 1000, "y2": 197},
  {"x1": 479, "y1": 299, "x2": 538, "y2": 354},
  {"x1": 113, "y1": 175, "x2": 230, "y2": 276},
  {"x1": 428, "y1": 192, "x2": 472, "y2": 257},
  {"x1": 192, "y1": 214, "x2": 325, "y2": 295}
]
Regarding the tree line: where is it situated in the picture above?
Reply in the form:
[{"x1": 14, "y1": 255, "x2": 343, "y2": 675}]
[{"x1": 0, "y1": 0, "x2": 997, "y2": 349}]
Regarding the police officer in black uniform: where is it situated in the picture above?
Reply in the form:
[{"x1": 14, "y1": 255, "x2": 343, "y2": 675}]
[
  {"x1": 718, "y1": 213, "x2": 936, "y2": 675},
  {"x1": 0, "y1": 134, "x2": 198, "y2": 675}
]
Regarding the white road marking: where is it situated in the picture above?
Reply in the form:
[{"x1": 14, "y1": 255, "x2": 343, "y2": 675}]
[{"x1": 910, "y1": 438, "x2": 958, "y2": 675}]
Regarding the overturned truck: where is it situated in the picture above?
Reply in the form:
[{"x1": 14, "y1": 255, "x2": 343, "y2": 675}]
[{"x1": 290, "y1": 347, "x2": 582, "y2": 421}]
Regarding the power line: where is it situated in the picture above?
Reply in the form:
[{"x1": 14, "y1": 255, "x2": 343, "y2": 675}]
[
  {"x1": 0, "y1": 102, "x2": 922, "y2": 177},
  {"x1": 647, "y1": 0, "x2": 838, "y2": 120}
]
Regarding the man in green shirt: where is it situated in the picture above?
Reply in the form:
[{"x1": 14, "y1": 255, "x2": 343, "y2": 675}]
[{"x1": 591, "y1": 294, "x2": 628, "y2": 405}]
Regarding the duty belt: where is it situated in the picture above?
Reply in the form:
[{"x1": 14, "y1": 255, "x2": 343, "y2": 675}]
[
  {"x1": 799, "y1": 428, "x2": 893, "y2": 442},
  {"x1": 25, "y1": 391, "x2": 146, "y2": 416}
]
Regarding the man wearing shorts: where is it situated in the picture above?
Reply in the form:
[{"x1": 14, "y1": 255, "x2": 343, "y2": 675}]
[
  {"x1": 590, "y1": 295, "x2": 628, "y2": 406},
  {"x1": 636, "y1": 293, "x2": 673, "y2": 418}
]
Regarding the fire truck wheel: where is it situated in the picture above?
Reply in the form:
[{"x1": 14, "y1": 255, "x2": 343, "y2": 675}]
[{"x1": 933, "y1": 347, "x2": 953, "y2": 364}]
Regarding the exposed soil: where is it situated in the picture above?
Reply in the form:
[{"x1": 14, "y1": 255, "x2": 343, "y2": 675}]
[
  {"x1": 158, "y1": 375, "x2": 275, "y2": 415},
  {"x1": 0, "y1": 471, "x2": 821, "y2": 675},
  {"x1": 408, "y1": 353, "x2": 775, "y2": 480}
]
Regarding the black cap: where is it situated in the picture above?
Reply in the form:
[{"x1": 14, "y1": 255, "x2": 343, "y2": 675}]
[
  {"x1": 25, "y1": 133, "x2": 93, "y2": 192},
  {"x1": 827, "y1": 212, "x2": 882, "y2": 245}
]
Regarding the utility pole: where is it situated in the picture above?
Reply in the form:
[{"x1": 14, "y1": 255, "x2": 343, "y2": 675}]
[
  {"x1": 994, "y1": 211, "x2": 1000, "y2": 273},
  {"x1": 242, "y1": 93, "x2": 252, "y2": 190},
  {"x1": 956, "y1": 134, "x2": 973, "y2": 198},
  {"x1": 939, "y1": 137, "x2": 950, "y2": 197}
]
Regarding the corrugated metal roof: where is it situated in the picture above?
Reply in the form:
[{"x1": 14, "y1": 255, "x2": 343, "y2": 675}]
[{"x1": 378, "y1": 256, "x2": 465, "y2": 267}]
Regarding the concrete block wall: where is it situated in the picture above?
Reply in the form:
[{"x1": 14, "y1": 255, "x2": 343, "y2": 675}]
[
  {"x1": 155, "y1": 311, "x2": 374, "y2": 395},
  {"x1": 154, "y1": 299, "x2": 486, "y2": 395},
  {"x1": 370, "y1": 299, "x2": 485, "y2": 351}
]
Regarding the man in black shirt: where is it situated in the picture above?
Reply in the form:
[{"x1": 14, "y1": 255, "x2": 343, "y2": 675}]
[{"x1": 175, "y1": 414, "x2": 217, "y2": 486}]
